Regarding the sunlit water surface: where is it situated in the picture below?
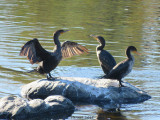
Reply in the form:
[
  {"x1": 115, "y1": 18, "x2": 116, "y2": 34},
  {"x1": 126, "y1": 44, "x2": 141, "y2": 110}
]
[{"x1": 0, "y1": 0, "x2": 160, "y2": 120}]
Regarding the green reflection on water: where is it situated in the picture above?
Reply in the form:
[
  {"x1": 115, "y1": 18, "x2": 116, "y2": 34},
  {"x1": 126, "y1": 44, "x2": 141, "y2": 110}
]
[
  {"x1": 0, "y1": 0, "x2": 159, "y2": 74},
  {"x1": 0, "y1": 0, "x2": 160, "y2": 119},
  {"x1": 4, "y1": 0, "x2": 147, "y2": 67}
]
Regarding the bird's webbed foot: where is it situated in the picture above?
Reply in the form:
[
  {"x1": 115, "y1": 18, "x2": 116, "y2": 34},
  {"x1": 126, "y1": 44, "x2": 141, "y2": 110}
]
[
  {"x1": 47, "y1": 76, "x2": 55, "y2": 80},
  {"x1": 47, "y1": 73, "x2": 56, "y2": 80}
]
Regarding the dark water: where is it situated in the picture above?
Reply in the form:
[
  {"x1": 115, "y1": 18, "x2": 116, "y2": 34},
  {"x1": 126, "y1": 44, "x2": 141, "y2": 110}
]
[{"x1": 0, "y1": 0, "x2": 160, "y2": 119}]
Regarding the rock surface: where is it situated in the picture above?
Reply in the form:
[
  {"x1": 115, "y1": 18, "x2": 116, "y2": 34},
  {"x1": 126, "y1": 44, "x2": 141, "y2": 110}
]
[
  {"x1": 21, "y1": 77, "x2": 151, "y2": 105},
  {"x1": 0, "y1": 95, "x2": 75, "y2": 119}
]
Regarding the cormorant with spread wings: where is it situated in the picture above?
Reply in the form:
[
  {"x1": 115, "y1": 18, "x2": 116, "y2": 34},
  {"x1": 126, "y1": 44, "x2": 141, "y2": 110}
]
[{"x1": 20, "y1": 30, "x2": 88, "y2": 79}]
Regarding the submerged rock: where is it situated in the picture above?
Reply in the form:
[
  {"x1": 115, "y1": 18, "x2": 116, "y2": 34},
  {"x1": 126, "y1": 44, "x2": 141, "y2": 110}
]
[
  {"x1": 0, "y1": 95, "x2": 75, "y2": 119},
  {"x1": 21, "y1": 77, "x2": 151, "y2": 105}
]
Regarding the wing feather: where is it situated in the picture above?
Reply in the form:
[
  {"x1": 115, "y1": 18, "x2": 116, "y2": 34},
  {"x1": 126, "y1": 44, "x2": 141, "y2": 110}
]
[
  {"x1": 73, "y1": 47, "x2": 78, "y2": 54},
  {"x1": 107, "y1": 59, "x2": 129, "y2": 79},
  {"x1": 61, "y1": 41, "x2": 88, "y2": 58},
  {"x1": 99, "y1": 50, "x2": 116, "y2": 71},
  {"x1": 20, "y1": 38, "x2": 50, "y2": 64},
  {"x1": 72, "y1": 47, "x2": 77, "y2": 56}
]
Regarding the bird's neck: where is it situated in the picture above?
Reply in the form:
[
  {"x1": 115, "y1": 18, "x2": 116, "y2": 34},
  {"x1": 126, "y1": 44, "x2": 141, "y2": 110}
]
[
  {"x1": 96, "y1": 44, "x2": 105, "y2": 51},
  {"x1": 53, "y1": 35, "x2": 61, "y2": 48},
  {"x1": 126, "y1": 49, "x2": 134, "y2": 59}
]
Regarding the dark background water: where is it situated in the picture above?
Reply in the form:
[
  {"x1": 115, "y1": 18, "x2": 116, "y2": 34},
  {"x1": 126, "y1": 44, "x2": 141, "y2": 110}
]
[{"x1": 0, "y1": 0, "x2": 160, "y2": 119}]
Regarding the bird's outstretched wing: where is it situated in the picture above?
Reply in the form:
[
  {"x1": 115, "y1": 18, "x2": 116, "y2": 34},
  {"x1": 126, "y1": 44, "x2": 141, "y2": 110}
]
[
  {"x1": 61, "y1": 41, "x2": 88, "y2": 58},
  {"x1": 19, "y1": 38, "x2": 50, "y2": 64}
]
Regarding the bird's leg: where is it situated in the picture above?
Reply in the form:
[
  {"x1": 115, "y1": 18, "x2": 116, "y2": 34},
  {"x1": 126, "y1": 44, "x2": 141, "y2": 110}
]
[
  {"x1": 118, "y1": 79, "x2": 123, "y2": 93},
  {"x1": 119, "y1": 79, "x2": 125, "y2": 87},
  {"x1": 47, "y1": 73, "x2": 55, "y2": 80}
]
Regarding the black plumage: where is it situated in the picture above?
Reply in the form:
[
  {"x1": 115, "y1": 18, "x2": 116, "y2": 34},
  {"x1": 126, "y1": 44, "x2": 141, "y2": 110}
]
[
  {"x1": 90, "y1": 35, "x2": 116, "y2": 76},
  {"x1": 20, "y1": 29, "x2": 88, "y2": 79},
  {"x1": 107, "y1": 46, "x2": 140, "y2": 87}
]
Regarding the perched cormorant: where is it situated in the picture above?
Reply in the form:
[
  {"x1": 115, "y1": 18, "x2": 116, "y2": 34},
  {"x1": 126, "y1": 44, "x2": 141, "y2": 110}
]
[
  {"x1": 90, "y1": 35, "x2": 116, "y2": 76},
  {"x1": 20, "y1": 29, "x2": 88, "y2": 79},
  {"x1": 107, "y1": 46, "x2": 140, "y2": 87}
]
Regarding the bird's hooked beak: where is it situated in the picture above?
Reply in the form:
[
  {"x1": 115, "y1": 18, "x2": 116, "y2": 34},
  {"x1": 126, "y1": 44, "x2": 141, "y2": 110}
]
[
  {"x1": 61, "y1": 30, "x2": 70, "y2": 34},
  {"x1": 90, "y1": 34, "x2": 98, "y2": 40},
  {"x1": 133, "y1": 51, "x2": 141, "y2": 55},
  {"x1": 53, "y1": 30, "x2": 70, "y2": 36}
]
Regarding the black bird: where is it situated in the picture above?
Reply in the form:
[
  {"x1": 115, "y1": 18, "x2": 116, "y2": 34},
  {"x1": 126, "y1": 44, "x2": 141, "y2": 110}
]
[
  {"x1": 107, "y1": 46, "x2": 140, "y2": 87},
  {"x1": 20, "y1": 30, "x2": 88, "y2": 79},
  {"x1": 90, "y1": 35, "x2": 116, "y2": 76}
]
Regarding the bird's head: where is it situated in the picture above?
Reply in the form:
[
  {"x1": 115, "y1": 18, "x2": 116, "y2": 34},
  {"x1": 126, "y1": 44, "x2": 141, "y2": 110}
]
[
  {"x1": 53, "y1": 29, "x2": 69, "y2": 36},
  {"x1": 90, "y1": 34, "x2": 105, "y2": 45},
  {"x1": 127, "y1": 46, "x2": 141, "y2": 55}
]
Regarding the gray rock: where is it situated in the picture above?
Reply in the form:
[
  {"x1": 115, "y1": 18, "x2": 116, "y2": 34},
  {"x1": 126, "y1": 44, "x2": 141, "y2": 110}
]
[
  {"x1": 28, "y1": 99, "x2": 46, "y2": 113},
  {"x1": 21, "y1": 77, "x2": 151, "y2": 105},
  {"x1": 0, "y1": 96, "x2": 28, "y2": 118},
  {"x1": 0, "y1": 95, "x2": 74, "y2": 119}
]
